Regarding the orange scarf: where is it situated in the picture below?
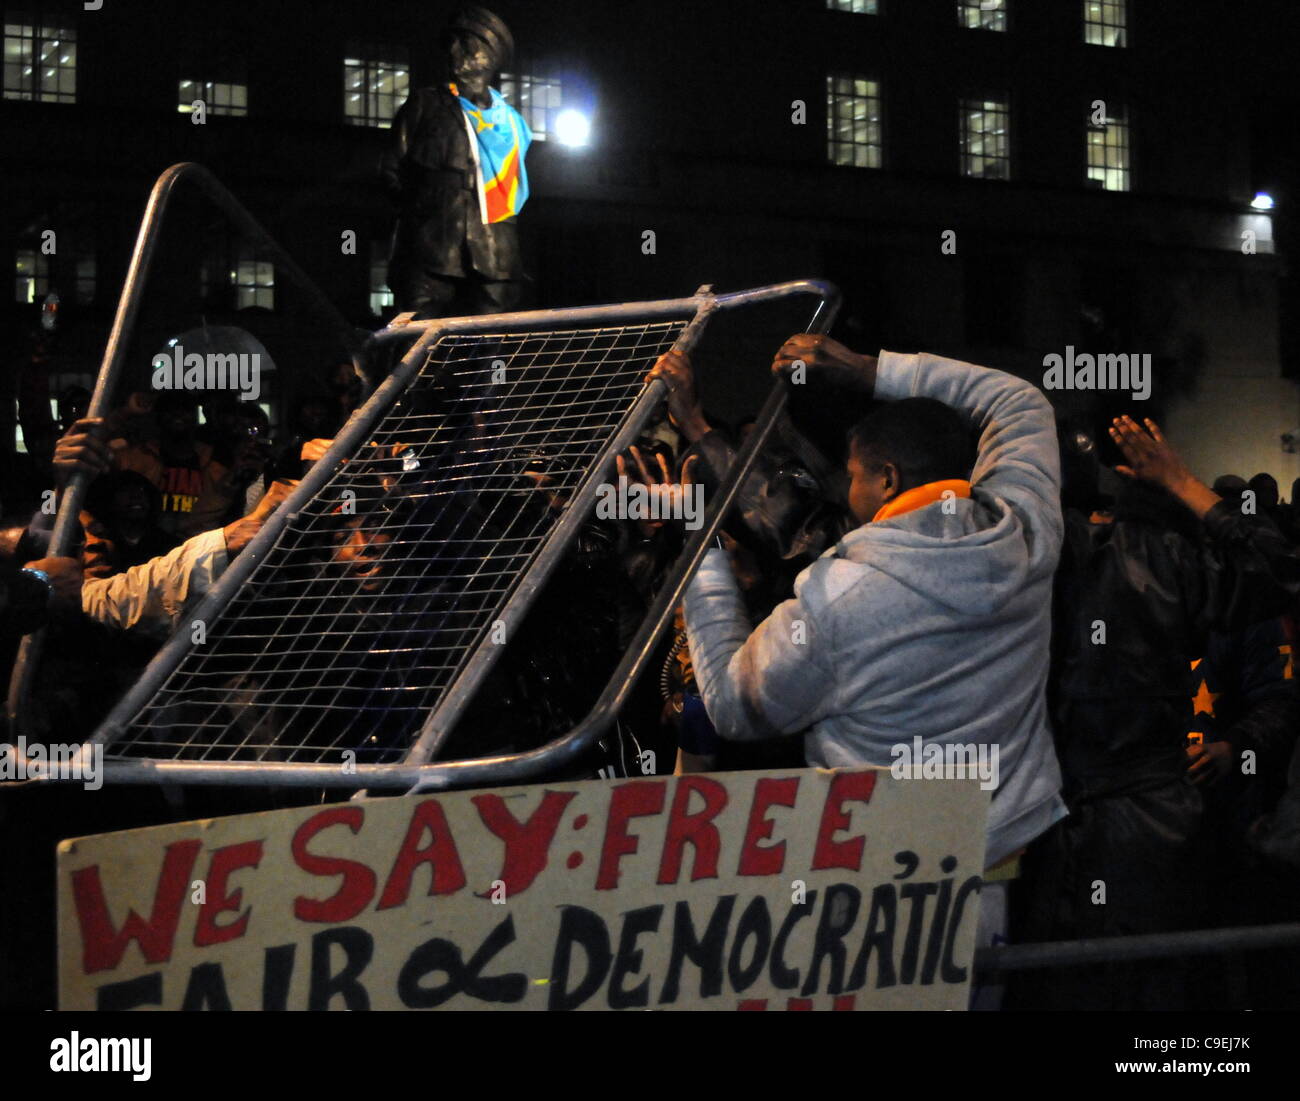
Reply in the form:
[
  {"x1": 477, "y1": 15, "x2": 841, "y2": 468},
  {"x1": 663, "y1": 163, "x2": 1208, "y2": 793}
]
[{"x1": 872, "y1": 479, "x2": 972, "y2": 523}]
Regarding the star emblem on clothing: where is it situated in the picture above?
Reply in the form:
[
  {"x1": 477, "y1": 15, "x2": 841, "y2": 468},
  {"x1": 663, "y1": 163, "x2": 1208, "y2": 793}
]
[
  {"x1": 465, "y1": 107, "x2": 494, "y2": 133},
  {"x1": 1190, "y1": 658, "x2": 1221, "y2": 716}
]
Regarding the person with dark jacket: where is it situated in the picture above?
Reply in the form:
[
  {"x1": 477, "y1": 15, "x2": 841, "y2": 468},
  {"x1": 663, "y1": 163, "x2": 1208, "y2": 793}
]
[
  {"x1": 1183, "y1": 614, "x2": 1298, "y2": 1006},
  {"x1": 1187, "y1": 617, "x2": 1298, "y2": 826},
  {"x1": 1246, "y1": 471, "x2": 1299, "y2": 542},
  {"x1": 1016, "y1": 416, "x2": 1300, "y2": 1010}
]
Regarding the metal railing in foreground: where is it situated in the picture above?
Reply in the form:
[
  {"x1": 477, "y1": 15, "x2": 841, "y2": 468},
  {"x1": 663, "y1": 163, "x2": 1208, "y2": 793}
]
[
  {"x1": 10, "y1": 169, "x2": 839, "y2": 794},
  {"x1": 975, "y1": 921, "x2": 1300, "y2": 976},
  {"x1": 7, "y1": 162, "x2": 364, "y2": 742}
]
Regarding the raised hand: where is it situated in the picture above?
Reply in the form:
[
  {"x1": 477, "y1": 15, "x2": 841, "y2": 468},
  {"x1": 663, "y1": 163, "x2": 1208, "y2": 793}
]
[
  {"x1": 647, "y1": 351, "x2": 710, "y2": 442},
  {"x1": 52, "y1": 417, "x2": 112, "y2": 489}
]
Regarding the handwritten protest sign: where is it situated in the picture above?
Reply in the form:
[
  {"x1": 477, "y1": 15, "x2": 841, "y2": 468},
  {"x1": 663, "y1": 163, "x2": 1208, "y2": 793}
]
[{"x1": 58, "y1": 767, "x2": 989, "y2": 1010}]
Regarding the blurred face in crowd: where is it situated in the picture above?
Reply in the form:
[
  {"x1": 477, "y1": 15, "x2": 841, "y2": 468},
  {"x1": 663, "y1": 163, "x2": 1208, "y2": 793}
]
[
  {"x1": 1251, "y1": 474, "x2": 1279, "y2": 511},
  {"x1": 299, "y1": 399, "x2": 333, "y2": 438},
  {"x1": 126, "y1": 391, "x2": 156, "y2": 417},
  {"x1": 59, "y1": 390, "x2": 90, "y2": 428},
  {"x1": 332, "y1": 517, "x2": 394, "y2": 595},
  {"x1": 112, "y1": 480, "x2": 153, "y2": 525},
  {"x1": 235, "y1": 404, "x2": 269, "y2": 441},
  {"x1": 157, "y1": 399, "x2": 197, "y2": 440},
  {"x1": 847, "y1": 446, "x2": 899, "y2": 526},
  {"x1": 333, "y1": 363, "x2": 362, "y2": 408}
]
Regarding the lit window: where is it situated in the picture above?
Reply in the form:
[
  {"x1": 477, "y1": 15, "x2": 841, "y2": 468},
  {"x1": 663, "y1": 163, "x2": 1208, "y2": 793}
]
[
  {"x1": 231, "y1": 249, "x2": 274, "y2": 309},
  {"x1": 3, "y1": 18, "x2": 76, "y2": 103},
  {"x1": 15, "y1": 247, "x2": 49, "y2": 303},
  {"x1": 499, "y1": 71, "x2": 561, "y2": 141},
  {"x1": 826, "y1": 75, "x2": 882, "y2": 169},
  {"x1": 1086, "y1": 105, "x2": 1129, "y2": 191},
  {"x1": 74, "y1": 247, "x2": 95, "y2": 305},
  {"x1": 178, "y1": 79, "x2": 248, "y2": 117},
  {"x1": 370, "y1": 241, "x2": 393, "y2": 317},
  {"x1": 959, "y1": 1, "x2": 1007, "y2": 31},
  {"x1": 343, "y1": 48, "x2": 409, "y2": 129},
  {"x1": 960, "y1": 97, "x2": 1010, "y2": 179},
  {"x1": 827, "y1": 0, "x2": 879, "y2": 13},
  {"x1": 1084, "y1": 0, "x2": 1126, "y2": 47}
]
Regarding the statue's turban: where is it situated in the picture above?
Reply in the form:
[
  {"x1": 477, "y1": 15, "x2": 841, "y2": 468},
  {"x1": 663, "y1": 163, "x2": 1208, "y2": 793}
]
[{"x1": 442, "y1": 6, "x2": 514, "y2": 71}]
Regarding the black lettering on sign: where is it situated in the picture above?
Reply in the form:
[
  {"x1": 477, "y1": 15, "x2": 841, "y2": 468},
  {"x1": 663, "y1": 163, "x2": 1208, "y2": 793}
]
[
  {"x1": 659, "y1": 895, "x2": 735, "y2": 1005},
  {"x1": 941, "y1": 875, "x2": 983, "y2": 983},
  {"x1": 262, "y1": 943, "x2": 296, "y2": 1010},
  {"x1": 848, "y1": 882, "x2": 898, "y2": 990},
  {"x1": 548, "y1": 905, "x2": 612, "y2": 1011},
  {"x1": 95, "y1": 971, "x2": 162, "y2": 1011},
  {"x1": 397, "y1": 914, "x2": 527, "y2": 1008},
  {"x1": 308, "y1": 926, "x2": 373, "y2": 1011},
  {"x1": 922, "y1": 876, "x2": 955, "y2": 985},
  {"x1": 899, "y1": 881, "x2": 938, "y2": 984},
  {"x1": 800, "y1": 883, "x2": 861, "y2": 997},
  {"x1": 180, "y1": 961, "x2": 232, "y2": 1011},
  {"x1": 769, "y1": 891, "x2": 817, "y2": 991},
  {"x1": 609, "y1": 904, "x2": 664, "y2": 1010},
  {"x1": 727, "y1": 896, "x2": 772, "y2": 993}
]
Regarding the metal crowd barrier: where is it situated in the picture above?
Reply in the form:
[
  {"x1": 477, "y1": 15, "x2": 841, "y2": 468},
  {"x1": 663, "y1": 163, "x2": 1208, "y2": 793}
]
[
  {"x1": 6, "y1": 163, "x2": 839, "y2": 791},
  {"x1": 975, "y1": 921, "x2": 1300, "y2": 976}
]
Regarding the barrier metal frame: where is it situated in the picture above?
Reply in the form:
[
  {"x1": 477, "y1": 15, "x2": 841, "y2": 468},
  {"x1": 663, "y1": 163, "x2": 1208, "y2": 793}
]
[
  {"x1": 5, "y1": 165, "x2": 839, "y2": 792},
  {"x1": 7, "y1": 162, "x2": 363, "y2": 739}
]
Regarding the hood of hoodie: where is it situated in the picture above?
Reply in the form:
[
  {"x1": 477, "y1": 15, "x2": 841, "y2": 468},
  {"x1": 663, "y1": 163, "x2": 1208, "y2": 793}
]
[{"x1": 827, "y1": 489, "x2": 1031, "y2": 617}]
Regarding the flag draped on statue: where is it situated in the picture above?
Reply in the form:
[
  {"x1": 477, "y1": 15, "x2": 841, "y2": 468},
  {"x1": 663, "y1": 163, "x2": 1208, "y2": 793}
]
[{"x1": 451, "y1": 83, "x2": 532, "y2": 224}]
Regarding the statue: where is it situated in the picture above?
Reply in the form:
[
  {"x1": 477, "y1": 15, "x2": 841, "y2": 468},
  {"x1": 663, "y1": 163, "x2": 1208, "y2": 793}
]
[{"x1": 380, "y1": 6, "x2": 532, "y2": 318}]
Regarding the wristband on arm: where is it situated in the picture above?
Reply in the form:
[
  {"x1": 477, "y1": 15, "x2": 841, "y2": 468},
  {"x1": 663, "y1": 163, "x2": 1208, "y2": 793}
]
[{"x1": 678, "y1": 692, "x2": 722, "y2": 757}]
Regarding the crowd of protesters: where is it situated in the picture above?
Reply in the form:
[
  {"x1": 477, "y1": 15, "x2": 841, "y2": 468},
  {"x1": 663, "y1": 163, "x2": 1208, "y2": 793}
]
[
  {"x1": 0, "y1": 374, "x2": 359, "y2": 737},
  {"x1": 2, "y1": 324, "x2": 1299, "y2": 1012},
  {"x1": 641, "y1": 335, "x2": 1300, "y2": 1012}
]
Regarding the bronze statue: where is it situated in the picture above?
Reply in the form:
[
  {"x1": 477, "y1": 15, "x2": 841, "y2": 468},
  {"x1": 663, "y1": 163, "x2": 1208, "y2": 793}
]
[{"x1": 380, "y1": 6, "x2": 532, "y2": 318}]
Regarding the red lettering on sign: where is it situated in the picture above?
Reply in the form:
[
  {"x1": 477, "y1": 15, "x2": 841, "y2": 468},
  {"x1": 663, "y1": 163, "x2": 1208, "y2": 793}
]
[
  {"x1": 194, "y1": 839, "x2": 262, "y2": 947},
  {"x1": 595, "y1": 781, "x2": 666, "y2": 890},
  {"x1": 471, "y1": 790, "x2": 576, "y2": 897},
  {"x1": 71, "y1": 838, "x2": 201, "y2": 974},
  {"x1": 811, "y1": 771, "x2": 877, "y2": 871},
  {"x1": 291, "y1": 807, "x2": 377, "y2": 922},
  {"x1": 657, "y1": 776, "x2": 727, "y2": 885},
  {"x1": 376, "y1": 799, "x2": 467, "y2": 909},
  {"x1": 737, "y1": 776, "x2": 799, "y2": 877}
]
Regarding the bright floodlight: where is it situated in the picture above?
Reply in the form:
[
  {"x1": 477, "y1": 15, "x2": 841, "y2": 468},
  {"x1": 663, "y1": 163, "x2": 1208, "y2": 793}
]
[
  {"x1": 555, "y1": 109, "x2": 591, "y2": 148},
  {"x1": 1251, "y1": 192, "x2": 1275, "y2": 211}
]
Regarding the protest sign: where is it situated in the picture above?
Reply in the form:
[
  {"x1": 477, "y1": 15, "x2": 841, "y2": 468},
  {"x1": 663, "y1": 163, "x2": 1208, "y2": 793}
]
[{"x1": 58, "y1": 767, "x2": 989, "y2": 1010}]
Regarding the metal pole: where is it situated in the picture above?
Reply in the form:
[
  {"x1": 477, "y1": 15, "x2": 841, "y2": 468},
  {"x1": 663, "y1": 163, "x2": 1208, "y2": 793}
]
[
  {"x1": 975, "y1": 922, "x2": 1300, "y2": 976},
  {"x1": 405, "y1": 293, "x2": 718, "y2": 766},
  {"x1": 403, "y1": 281, "x2": 840, "y2": 791},
  {"x1": 7, "y1": 162, "x2": 363, "y2": 734}
]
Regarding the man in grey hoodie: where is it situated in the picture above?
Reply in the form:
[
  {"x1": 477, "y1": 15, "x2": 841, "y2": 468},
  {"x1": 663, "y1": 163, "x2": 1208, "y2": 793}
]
[{"x1": 669, "y1": 333, "x2": 1068, "y2": 877}]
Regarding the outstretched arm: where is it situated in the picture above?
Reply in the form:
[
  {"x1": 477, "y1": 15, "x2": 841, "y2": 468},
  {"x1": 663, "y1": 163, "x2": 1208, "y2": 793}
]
[
  {"x1": 1111, "y1": 415, "x2": 1300, "y2": 628},
  {"x1": 1109, "y1": 415, "x2": 1220, "y2": 519}
]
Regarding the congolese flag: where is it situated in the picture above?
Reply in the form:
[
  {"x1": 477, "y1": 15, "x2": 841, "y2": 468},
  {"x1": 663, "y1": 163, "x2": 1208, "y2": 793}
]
[{"x1": 452, "y1": 84, "x2": 532, "y2": 224}]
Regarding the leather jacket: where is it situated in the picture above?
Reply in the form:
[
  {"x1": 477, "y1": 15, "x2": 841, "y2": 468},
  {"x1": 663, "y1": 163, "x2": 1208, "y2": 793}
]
[
  {"x1": 380, "y1": 85, "x2": 522, "y2": 281},
  {"x1": 1051, "y1": 482, "x2": 1300, "y2": 798}
]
